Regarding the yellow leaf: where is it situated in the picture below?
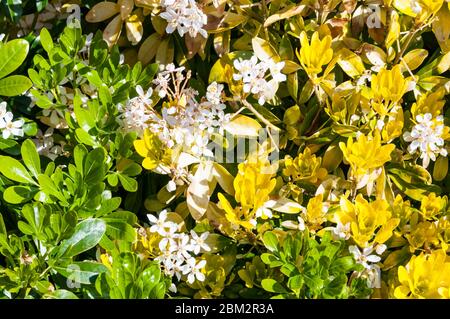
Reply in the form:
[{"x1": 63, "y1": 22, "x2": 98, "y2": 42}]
[
  {"x1": 361, "y1": 43, "x2": 386, "y2": 68},
  {"x1": 433, "y1": 6, "x2": 450, "y2": 53},
  {"x1": 401, "y1": 49, "x2": 428, "y2": 71},
  {"x1": 251, "y1": 37, "x2": 280, "y2": 62},
  {"x1": 138, "y1": 33, "x2": 162, "y2": 64},
  {"x1": 336, "y1": 48, "x2": 365, "y2": 78},
  {"x1": 264, "y1": 4, "x2": 305, "y2": 27},
  {"x1": 392, "y1": 0, "x2": 418, "y2": 17},
  {"x1": 223, "y1": 114, "x2": 262, "y2": 137},
  {"x1": 187, "y1": 162, "x2": 214, "y2": 221},
  {"x1": 433, "y1": 156, "x2": 448, "y2": 181},
  {"x1": 282, "y1": 60, "x2": 301, "y2": 74},
  {"x1": 212, "y1": 163, "x2": 235, "y2": 196},
  {"x1": 103, "y1": 14, "x2": 122, "y2": 47},
  {"x1": 437, "y1": 51, "x2": 450, "y2": 73},
  {"x1": 266, "y1": 197, "x2": 303, "y2": 214},
  {"x1": 86, "y1": 2, "x2": 119, "y2": 23},
  {"x1": 155, "y1": 37, "x2": 174, "y2": 65},
  {"x1": 385, "y1": 10, "x2": 400, "y2": 49},
  {"x1": 125, "y1": 12, "x2": 143, "y2": 45},
  {"x1": 118, "y1": 0, "x2": 134, "y2": 20}
]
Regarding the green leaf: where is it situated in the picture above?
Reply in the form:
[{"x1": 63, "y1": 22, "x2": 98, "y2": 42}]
[
  {"x1": 0, "y1": 155, "x2": 35, "y2": 184},
  {"x1": 22, "y1": 121, "x2": 38, "y2": 136},
  {"x1": 3, "y1": 185, "x2": 35, "y2": 204},
  {"x1": 103, "y1": 220, "x2": 136, "y2": 242},
  {"x1": 6, "y1": 0, "x2": 23, "y2": 23},
  {"x1": 262, "y1": 231, "x2": 278, "y2": 252},
  {"x1": 261, "y1": 278, "x2": 288, "y2": 293},
  {"x1": 39, "y1": 28, "x2": 53, "y2": 53},
  {"x1": 0, "y1": 39, "x2": 29, "y2": 79},
  {"x1": 118, "y1": 173, "x2": 138, "y2": 192},
  {"x1": 0, "y1": 138, "x2": 20, "y2": 155},
  {"x1": 74, "y1": 144, "x2": 88, "y2": 173},
  {"x1": 0, "y1": 75, "x2": 32, "y2": 96},
  {"x1": 37, "y1": 174, "x2": 68, "y2": 204},
  {"x1": 84, "y1": 148, "x2": 105, "y2": 184},
  {"x1": 21, "y1": 139, "x2": 41, "y2": 178},
  {"x1": 53, "y1": 261, "x2": 108, "y2": 285},
  {"x1": 75, "y1": 128, "x2": 96, "y2": 146},
  {"x1": 59, "y1": 219, "x2": 106, "y2": 258},
  {"x1": 44, "y1": 290, "x2": 79, "y2": 299},
  {"x1": 36, "y1": 0, "x2": 48, "y2": 12}
]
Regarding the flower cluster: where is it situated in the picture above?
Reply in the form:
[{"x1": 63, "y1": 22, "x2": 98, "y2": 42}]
[
  {"x1": 233, "y1": 56, "x2": 286, "y2": 105},
  {"x1": 148, "y1": 210, "x2": 210, "y2": 285},
  {"x1": 404, "y1": 113, "x2": 448, "y2": 168},
  {"x1": 128, "y1": 64, "x2": 230, "y2": 162},
  {"x1": 159, "y1": 0, "x2": 208, "y2": 38}
]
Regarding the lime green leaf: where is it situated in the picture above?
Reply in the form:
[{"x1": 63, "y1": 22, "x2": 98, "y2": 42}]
[
  {"x1": 0, "y1": 155, "x2": 35, "y2": 184},
  {"x1": 262, "y1": 231, "x2": 278, "y2": 252},
  {"x1": 39, "y1": 28, "x2": 53, "y2": 53},
  {"x1": 0, "y1": 39, "x2": 29, "y2": 79},
  {"x1": 21, "y1": 139, "x2": 41, "y2": 178},
  {"x1": 0, "y1": 75, "x2": 32, "y2": 96},
  {"x1": 261, "y1": 278, "x2": 288, "y2": 293},
  {"x1": 3, "y1": 185, "x2": 35, "y2": 204}
]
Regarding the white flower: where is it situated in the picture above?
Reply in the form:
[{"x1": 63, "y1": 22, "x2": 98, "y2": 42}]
[
  {"x1": 233, "y1": 56, "x2": 259, "y2": 82},
  {"x1": 33, "y1": 128, "x2": 63, "y2": 160},
  {"x1": 182, "y1": 257, "x2": 206, "y2": 284},
  {"x1": 206, "y1": 82, "x2": 223, "y2": 105},
  {"x1": 281, "y1": 216, "x2": 306, "y2": 231},
  {"x1": 349, "y1": 245, "x2": 381, "y2": 270},
  {"x1": 0, "y1": 112, "x2": 24, "y2": 139},
  {"x1": 166, "y1": 180, "x2": 177, "y2": 192},
  {"x1": 117, "y1": 90, "x2": 153, "y2": 136},
  {"x1": 0, "y1": 34, "x2": 4, "y2": 42},
  {"x1": 175, "y1": 233, "x2": 195, "y2": 259},
  {"x1": 403, "y1": 113, "x2": 447, "y2": 168},
  {"x1": 233, "y1": 55, "x2": 285, "y2": 105},
  {"x1": 136, "y1": 85, "x2": 153, "y2": 105},
  {"x1": 350, "y1": 114, "x2": 360, "y2": 124},
  {"x1": 189, "y1": 230, "x2": 210, "y2": 254},
  {"x1": 0, "y1": 101, "x2": 8, "y2": 118},
  {"x1": 331, "y1": 222, "x2": 351, "y2": 240},
  {"x1": 147, "y1": 210, "x2": 178, "y2": 236},
  {"x1": 255, "y1": 201, "x2": 274, "y2": 219},
  {"x1": 266, "y1": 60, "x2": 286, "y2": 83},
  {"x1": 375, "y1": 244, "x2": 387, "y2": 255},
  {"x1": 159, "y1": 0, "x2": 208, "y2": 38}
]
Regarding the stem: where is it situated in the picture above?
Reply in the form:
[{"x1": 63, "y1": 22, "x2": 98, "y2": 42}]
[
  {"x1": 393, "y1": 29, "x2": 418, "y2": 65},
  {"x1": 241, "y1": 99, "x2": 280, "y2": 132}
]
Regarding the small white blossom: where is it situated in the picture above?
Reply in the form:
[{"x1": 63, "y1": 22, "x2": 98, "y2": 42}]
[
  {"x1": 147, "y1": 210, "x2": 178, "y2": 236},
  {"x1": 206, "y1": 82, "x2": 223, "y2": 105},
  {"x1": 331, "y1": 222, "x2": 351, "y2": 240},
  {"x1": 349, "y1": 245, "x2": 381, "y2": 270},
  {"x1": 0, "y1": 104, "x2": 24, "y2": 139},
  {"x1": 189, "y1": 230, "x2": 210, "y2": 254},
  {"x1": 281, "y1": 216, "x2": 306, "y2": 231},
  {"x1": 403, "y1": 113, "x2": 447, "y2": 168},
  {"x1": 349, "y1": 245, "x2": 385, "y2": 289},
  {"x1": 182, "y1": 257, "x2": 207, "y2": 284},
  {"x1": 33, "y1": 128, "x2": 63, "y2": 160}
]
